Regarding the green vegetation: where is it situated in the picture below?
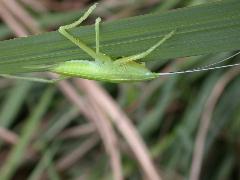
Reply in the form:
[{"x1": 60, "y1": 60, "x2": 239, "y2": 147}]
[
  {"x1": 0, "y1": 0, "x2": 239, "y2": 74},
  {"x1": 0, "y1": 0, "x2": 239, "y2": 180}
]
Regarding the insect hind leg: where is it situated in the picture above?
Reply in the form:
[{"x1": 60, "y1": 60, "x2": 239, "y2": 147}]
[
  {"x1": 115, "y1": 30, "x2": 175, "y2": 64},
  {"x1": 0, "y1": 74, "x2": 68, "y2": 83}
]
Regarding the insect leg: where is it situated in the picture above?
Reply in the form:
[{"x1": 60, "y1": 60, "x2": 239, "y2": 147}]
[
  {"x1": 115, "y1": 30, "x2": 175, "y2": 64},
  {"x1": 60, "y1": 3, "x2": 97, "y2": 30},
  {"x1": 0, "y1": 74, "x2": 68, "y2": 83},
  {"x1": 95, "y1": 17, "x2": 101, "y2": 54},
  {"x1": 58, "y1": 4, "x2": 99, "y2": 60},
  {"x1": 93, "y1": 17, "x2": 113, "y2": 62}
]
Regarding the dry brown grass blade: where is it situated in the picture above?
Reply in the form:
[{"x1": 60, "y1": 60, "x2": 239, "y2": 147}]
[
  {"x1": 0, "y1": 1, "x2": 28, "y2": 36},
  {"x1": 0, "y1": 127, "x2": 18, "y2": 145},
  {"x1": 56, "y1": 135, "x2": 99, "y2": 171},
  {"x1": 189, "y1": 67, "x2": 240, "y2": 180},
  {"x1": 20, "y1": 0, "x2": 47, "y2": 13},
  {"x1": 75, "y1": 79, "x2": 161, "y2": 180},
  {"x1": 0, "y1": 79, "x2": 13, "y2": 89},
  {"x1": 88, "y1": 99, "x2": 123, "y2": 180},
  {"x1": 53, "y1": 78, "x2": 123, "y2": 179},
  {"x1": 1, "y1": 0, "x2": 42, "y2": 34},
  {"x1": 59, "y1": 123, "x2": 95, "y2": 139},
  {"x1": 41, "y1": 0, "x2": 87, "y2": 11}
]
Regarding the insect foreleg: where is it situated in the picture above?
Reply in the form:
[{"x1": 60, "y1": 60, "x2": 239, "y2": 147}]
[
  {"x1": 60, "y1": 3, "x2": 97, "y2": 30},
  {"x1": 95, "y1": 17, "x2": 101, "y2": 54},
  {"x1": 115, "y1": 30, "x2": 175, "y2": 64},
  {"x1": 94, "y1": 17, "x2": 113, "y2": 62}
]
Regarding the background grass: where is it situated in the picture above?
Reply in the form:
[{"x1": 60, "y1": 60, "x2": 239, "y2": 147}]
[{"x1": 0, "y1": 0, "x2": 239, "y2": 180}]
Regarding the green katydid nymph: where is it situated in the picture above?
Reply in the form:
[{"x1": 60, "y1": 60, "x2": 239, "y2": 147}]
[
  {"x1": 51, "y1": 3, "x2": 175, "y2": 83},
  {"x1": 50, "y1": 3, "x2": 240, "y2": 83},
  {"x1": 0, "y1": 3, "x2": 240, "y2": 83}
]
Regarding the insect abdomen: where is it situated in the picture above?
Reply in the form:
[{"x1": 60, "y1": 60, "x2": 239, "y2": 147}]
[{"x1": 52, "y1": 60, "x2": 158, "y2": 82}]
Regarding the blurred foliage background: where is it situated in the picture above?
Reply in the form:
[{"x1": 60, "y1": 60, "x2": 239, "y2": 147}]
[{"x1": 0, "y1": 0, "x2": 239, "y2": 180}]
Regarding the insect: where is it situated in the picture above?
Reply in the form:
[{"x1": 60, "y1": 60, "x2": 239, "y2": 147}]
[
  {"x1": 51, "y1": 3, "x2": 175, "y2": 83},
  {"x1": 50, "y1": 3, "x2": 240, "y2": 82},
  {"x1": 0, "y1": 3, "x2": 240, "y2": 83}
]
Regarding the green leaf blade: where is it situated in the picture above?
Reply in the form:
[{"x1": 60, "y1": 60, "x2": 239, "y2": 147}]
[{"x1": 0, "y1": 0, "x2": 239, "y2": 74}]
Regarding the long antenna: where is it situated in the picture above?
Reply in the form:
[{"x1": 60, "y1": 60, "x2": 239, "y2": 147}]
[
  {"x1": 158, "y1": 51, "x2": 240, "y2": 76},
  {"x1": 194, "y1": 51, "x2": 240, "y2": 69}
]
